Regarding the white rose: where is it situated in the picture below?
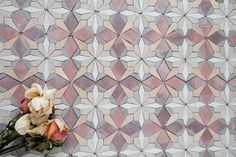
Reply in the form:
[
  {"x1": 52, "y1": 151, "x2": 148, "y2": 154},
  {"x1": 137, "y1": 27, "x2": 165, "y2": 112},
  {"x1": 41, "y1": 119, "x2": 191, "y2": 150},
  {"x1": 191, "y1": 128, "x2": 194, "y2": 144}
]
[
  {"x1": 28, "y1": 98, "x2": 54, "y2": 125},
  {"x1": 25, "y1": 83, "x2": 43, "y2": 99},
  {"x1": 24, "y1": 83, "x2": 56, "y2": 126},
  {"x1": 14, "y1": 114, "x2": 32, "y2": 135}
]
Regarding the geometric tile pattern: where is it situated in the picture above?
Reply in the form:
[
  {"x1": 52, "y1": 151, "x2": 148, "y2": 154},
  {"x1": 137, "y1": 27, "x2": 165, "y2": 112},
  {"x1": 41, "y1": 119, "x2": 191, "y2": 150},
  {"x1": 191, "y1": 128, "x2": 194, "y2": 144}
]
[{"x1": 0, "y1": 0, "x2": 236, "y2": 156}]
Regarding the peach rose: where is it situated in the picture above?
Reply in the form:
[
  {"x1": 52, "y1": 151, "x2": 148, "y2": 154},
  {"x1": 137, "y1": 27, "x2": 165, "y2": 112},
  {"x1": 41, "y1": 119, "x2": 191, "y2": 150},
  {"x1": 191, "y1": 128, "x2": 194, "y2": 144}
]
[
  {"x1": 20, "y1": 98, "x2": 31, "y2": 113},
  {"x1": 44, "y1": 119, "x2": 68, "y2": 141}
]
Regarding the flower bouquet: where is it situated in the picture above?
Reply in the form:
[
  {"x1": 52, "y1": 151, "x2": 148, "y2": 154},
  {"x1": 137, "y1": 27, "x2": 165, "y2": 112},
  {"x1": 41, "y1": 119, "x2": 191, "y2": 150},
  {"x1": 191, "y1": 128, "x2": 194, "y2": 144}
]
[{"x1": 0, "y1": 83, "x2": 68, "y2": 155}]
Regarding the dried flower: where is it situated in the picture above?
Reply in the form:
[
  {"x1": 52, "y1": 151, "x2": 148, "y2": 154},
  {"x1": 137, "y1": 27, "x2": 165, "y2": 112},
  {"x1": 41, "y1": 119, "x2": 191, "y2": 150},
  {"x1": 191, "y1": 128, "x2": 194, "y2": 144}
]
[
  {"x1": 1, "y1": 83, "x2": 65, "y2": 155},
  {"x1": 44, "y1": 119, "x2": 68, "y2": 141},
  {"x1": 14, "y1": 114, "x2": 32, "y2": 135},
  {"x1": 20, "y1": 98, "x2": 31, "y2": 113}
]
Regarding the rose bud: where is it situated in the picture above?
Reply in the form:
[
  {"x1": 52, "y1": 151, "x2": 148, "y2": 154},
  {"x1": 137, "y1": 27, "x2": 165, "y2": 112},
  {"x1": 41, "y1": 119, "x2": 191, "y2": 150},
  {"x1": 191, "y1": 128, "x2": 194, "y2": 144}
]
[
  {"x1": 20, "y1": 98, "x2": 31, "y2": 113},
  {"x1": 44, "y1": 119, "x2": 68, "y2": 141}
]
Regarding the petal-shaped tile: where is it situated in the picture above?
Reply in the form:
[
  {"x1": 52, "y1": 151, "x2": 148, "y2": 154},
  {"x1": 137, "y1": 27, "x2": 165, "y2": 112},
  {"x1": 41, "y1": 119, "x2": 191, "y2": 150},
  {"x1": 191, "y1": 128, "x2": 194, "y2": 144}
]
[
  {"x1": 157, "y1": 107, "x2": 170, "y2": 127},
  {"x1": 97, "y1": 76, "x2": 117, "y2": 90},
  {"x1": 63, "y1": 132, "x2": 78, "y2": 154},
  {"x1": 73, "y1": 27, "x2": 93, "y2": 41},
  {"x1": 122, "y1": 29, "x2": 140, "y2": 44},
  {"x1": 64, "y1": 13, "x2": 78, "y2": 33},
  {"x1": 111, "y1": 14, "x2": 126, "y2": 34},
  {"x1": 74, "y1": 123, "x2": 94, "y2": 138},
  {"x1": 187, "y1": 120, "x2": 205, "y2": 134},
  {"x1": 112, "y1": 60, "x2": 125, "y2": 80},
  {"x1": 112, "y1": 108, "x2": 126, "y2": 128},
  {"x1": 143, "y1": 29, "x2": 161, "y2": 43},
  {"x1": 121, "y1": 76, "x2": 140, "y2": 90},
  {"x1": 12, "y1": 59, "x2": 29, "y2": 80},
  {"x1": 156, "y1": 15, "x2": 169, "y2": 35},
  {"x1": 97, "y1": 122, "x2": 117, "y2": 137},
  {"x1": 142, "y1": 120, "x2": 161, "y2": 136},
  {"x1": 157, "y1": 61, "x2": 170, "y2": 81},
  {"x1": 200, "y1": 61, "x2": 213, "y2": 80},
  {"x1": 120, "y1": 122, "x2": 141, "y2": 136},
  {"x1": 63, "y1": 60, "x2": 78, "y2": 81},
  {"x1": 64, "y1": 36, "x2": 78, "y2": 58},
  {"x1": 0, "y1": 25, "x2": 18, "y2": 41},
  {"x1": 199, "y1": 106, "x2": 213, "y2": 125},
  {"x1": 112, "y1": 132, "x2": 126, "y2": 151},
  {"x1": 201, "y1": 128, "x2": 213, "y2": 147},
  {"x1": 143, "y1": 76, "x2": 162, "y2": 89},
  {"x1": 208, "y1": 31, "x2": 225, "y2": 45},
  {"x1": 64, "y1": 107, "x2": 78, "y2": 129},
  {"x1": 63, "y1": 85, "x2": 78, "y2": 105},
  {"x1": 74, "y1": 76, "x2": 94, "y2": 90},
  {"x1": 48, "y1": 75, "x2": 70, "y2": 90},
  {"x1": 97, "y1": 28, "x2": 117, "y2": 42},
  {"x1": 112, "y1": 37, "x2": 125, "y2": 57},
  {"x1": 112, "y1": 85, "x2": 126, "y2": 105},
  {"x1": 48, "y1": 26, "x2": 69, "y2": 41},
  {"x1": 23, "y1": 26, "x2": 45, "y2": 41},
  {"x1": 186, "y1": 29, "x2": 204, "y2": 44},
  {"x1": 157, "y1": 130, "x2": 170, "y2": 149},
  {"x1": 12, "y1": 10, "x2": 29, "y2": 31}
]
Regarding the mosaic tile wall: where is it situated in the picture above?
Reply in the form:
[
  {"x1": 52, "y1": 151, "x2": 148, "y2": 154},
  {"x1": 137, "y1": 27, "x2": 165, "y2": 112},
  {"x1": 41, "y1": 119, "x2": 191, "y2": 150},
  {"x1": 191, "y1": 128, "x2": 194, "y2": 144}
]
[{"x1": 0, "y1": 0, "x2": 236, "y2": 156}]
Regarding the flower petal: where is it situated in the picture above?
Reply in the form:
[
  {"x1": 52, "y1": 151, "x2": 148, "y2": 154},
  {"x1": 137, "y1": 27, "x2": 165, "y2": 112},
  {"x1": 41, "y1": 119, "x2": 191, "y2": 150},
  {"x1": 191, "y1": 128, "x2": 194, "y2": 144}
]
[
  {"x1": 54, "y1": 118, "x2": 66, "y2": 132},
  {"x1": 29, "y1": 97, "x2": 45, "y2": 112},
  {"x1": 43, "y1": 89, "x2": 56, "y2": 100},
  {"x1": 25, "y1": 83, "x2": 43, "y2": 99},
  {"x1": 25, "y1": 88, "x2": 41, "y2": 99},
  {"x1": 20, "y1": 98, "x2": 31, "y2": 113},
  {"x1": 31, "y1": 83, "x2": 43, "y2": 95},
  {"x1": 14, "y1": 114, "x2": 31, "y2": 135},
  {"x1": 51, "y1": 131, "x2": 67, "y2": 141},
  {"x1": 45, "y1": 121, "x2": 60, "y2": 139}
]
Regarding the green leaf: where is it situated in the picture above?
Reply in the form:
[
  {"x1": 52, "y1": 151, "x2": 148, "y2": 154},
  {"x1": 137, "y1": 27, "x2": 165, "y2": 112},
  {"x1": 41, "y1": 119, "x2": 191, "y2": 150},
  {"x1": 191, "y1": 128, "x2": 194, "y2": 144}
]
[{"x1": 52, "y1": 140, "x2": 64, "y2": 146}]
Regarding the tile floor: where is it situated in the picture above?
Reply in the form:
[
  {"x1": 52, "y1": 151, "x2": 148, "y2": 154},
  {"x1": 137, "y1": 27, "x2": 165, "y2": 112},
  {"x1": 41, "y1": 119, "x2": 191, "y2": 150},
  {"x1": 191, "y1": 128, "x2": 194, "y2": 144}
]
[{"x1": 0, "y1": 0, "x2": 236, "y2": 156}]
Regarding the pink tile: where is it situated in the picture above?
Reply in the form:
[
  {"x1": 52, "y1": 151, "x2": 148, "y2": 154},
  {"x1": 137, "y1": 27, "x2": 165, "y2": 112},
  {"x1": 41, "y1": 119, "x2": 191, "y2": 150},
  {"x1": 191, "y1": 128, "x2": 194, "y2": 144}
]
[
  {"x1": 143, "y1": 30, "x2": 161, "y2": 43},
  {"x1": 13, "y1": 59, "x2": 29, "y2": 80},
  {"x1": 64, "y1": 13, "x2": 78, "y2": 33},
  {"x1": 97, "y1": 28, "x2": 117, "y2": 42},
  {"x1": 0, "y1": 26, "x2": 18, "y2": 41},
  {"x1": 112, "y1": 37, "x2": 125, "y2": 57},
  {"x1": 48, "y1": 27, "x2": 69, "y2": 41},
  {"x1": 74, "y1": 76, "x2": 94, "y2": 90},
  {"x1": 111, "y1": 14, "x2": 126, "y2": 34},
  {"x1": 73, "y1": 28, "x2": 93, "y2": 41},
  {"x1": 64, "y1": 37, "x2": 78, "y2": 58},
  {"x1": 112, "y1": 60, "x2": 125, "y2": 80},
  {"x1": 112, "y1": 132, "x2": 125, "y2": 151},
  {"x1": 112, "y1": 85, "x2": 126, "y2": 105},
  {"x1": 157, "y1": 61, "x2": 170, "y2": 81},
  {"x1": 63, "y1": 60, "x2": 78, "y2": 81},
  {"x1": 157, "y1": 16, "x2": 169, "y2": 35},
  {"x1": 112, "y1": 108, "x2": 125, "y2": 128},
  {"x1": 63, "y1": 85, "x2": 77, "y2": 105},
  {"x1": 143, "y1": 76, "x2": 162, "y2": 89},
  {"x1": 97, "y1": 76, "x2": 116, "y2": 90}
]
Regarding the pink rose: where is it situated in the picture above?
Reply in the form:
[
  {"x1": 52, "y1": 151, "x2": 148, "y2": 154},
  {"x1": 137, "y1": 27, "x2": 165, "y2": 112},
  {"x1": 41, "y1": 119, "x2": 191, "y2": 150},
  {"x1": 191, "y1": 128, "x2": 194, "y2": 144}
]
[
  {"x1": 20, "y1": 98, "x2": 31, "y2": 113},
  {"x1": 44, "y1": 119, "x2": 68, "y2": 141}
]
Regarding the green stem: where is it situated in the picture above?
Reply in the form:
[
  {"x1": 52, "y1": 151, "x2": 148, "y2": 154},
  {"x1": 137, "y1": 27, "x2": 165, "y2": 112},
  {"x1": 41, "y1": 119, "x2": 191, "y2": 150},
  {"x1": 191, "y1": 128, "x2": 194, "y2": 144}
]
[
  {"x1": 0, "y1": 143, "x2": 25, "y2": 155},
  {"x1": 0, "y1": 130, "x2": 21, "y2": 149}
]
